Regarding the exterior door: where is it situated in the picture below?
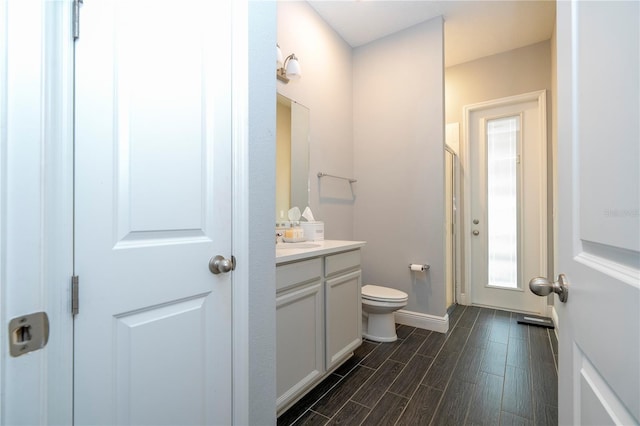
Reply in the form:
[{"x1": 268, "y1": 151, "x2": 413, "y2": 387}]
[
  {"x1": 556, "y1": 1, "x2": 639, "y2": 424},
  {"x1": 74, "y1": 0, "x2": 233, "y2": 424},
  {"x1": 467, "y1": 92, "x2": 547, "y2": 314}
]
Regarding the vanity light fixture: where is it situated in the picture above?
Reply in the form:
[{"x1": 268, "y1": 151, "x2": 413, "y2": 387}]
[{"x1": 276, "y1": 44, "x2": 302, "y2": 84}]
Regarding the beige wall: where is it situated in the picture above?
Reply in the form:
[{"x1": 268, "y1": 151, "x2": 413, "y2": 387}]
[
  {"x1": 446, "y1": 41, "x2": 552, "y2": 125},
  {"x1": 353, "y1": 18, "x2": 446, "y2": 317},
  {"x1": 277, "y1": 2, "x2": 354, "y2": 239}
]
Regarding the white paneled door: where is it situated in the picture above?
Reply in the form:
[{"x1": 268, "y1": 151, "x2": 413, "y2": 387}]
[
  {"x1": 74, "y1": 1, "x2": 233, "y2": 424},
  {"x1": 556, "y1": 1, "x2": 639, "y2": 424},
  {"x1": 467, "y1": 92, "x2": 547, "y2": 314}
]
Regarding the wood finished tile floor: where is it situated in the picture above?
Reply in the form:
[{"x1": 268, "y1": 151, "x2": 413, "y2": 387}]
[{"x1": 277, "y1": 305, "x2": 558, "y2": 426}]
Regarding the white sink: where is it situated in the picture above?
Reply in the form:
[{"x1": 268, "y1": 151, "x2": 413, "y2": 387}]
[{"x1": 276, "y1": 242, "x2": 321, "y2": 249}]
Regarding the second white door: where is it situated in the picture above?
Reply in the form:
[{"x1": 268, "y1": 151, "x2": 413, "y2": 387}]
[
  {"x1": 467, "y1": 92, "x2": 547, "y2": 314},
  {"x1": 73, "y1": 1, "x2": 233, "y2": 424}
]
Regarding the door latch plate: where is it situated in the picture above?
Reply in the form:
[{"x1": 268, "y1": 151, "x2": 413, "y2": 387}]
[{"x1": 8, "y1": 312, "x2": 50, "y2": 357}]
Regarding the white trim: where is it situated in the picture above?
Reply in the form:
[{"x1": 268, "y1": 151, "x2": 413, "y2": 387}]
[
  {"x1": 395, "y1": 309, "x2": 449, "y2": 333},
  {"x1": 231, "y1": 0, "x2": 250, "y2": 424},
  {"x1": 1, "y1": 1, "x2": 74, "y2": 424},
  {"x1": 462, "y1": 90, "x2": 548, "y2": 314}
]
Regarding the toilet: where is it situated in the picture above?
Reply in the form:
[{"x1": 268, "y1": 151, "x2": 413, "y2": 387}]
[{"x1": 361, "y1": 285, "x2": 408, "y2": 342}]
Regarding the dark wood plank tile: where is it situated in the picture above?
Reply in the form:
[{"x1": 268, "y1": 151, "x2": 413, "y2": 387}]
[
  {"x1": 457, "y1": 306, "x2": 481, "y2": 328},
  {"x1": 417, "y1": 331, "x2": 447, "y2": 358},
  {"x1": 395, "y1": 324, "x2": 415, "y2": 340},
  {"x1": 361, "y1": 392, "x2": 408, "y2": 426},
  {"x1": 395, "y1": 385, "x2": 442, "y2": 426},
  {"x1": 529, "y1": 325, "x2": 554, "y2": 365},
  {"x1": 390, "y1": 331, "x2": 428, "y2": 364},
  {"x1": 501, "y1": 365, "x2": 533, "y2": 419},
  {"x1": 532, "y1": 403, "x2": 558, "y2": 426},
  {"x1": 412, "y1": 327, "x2": 432, "y2": 336},
  {"x1": 291, "y1": 410, "x2": 330, "y2": 426},
  {"x1": 333, "y1": 340, "x2": 378, "y2": 377},
  {"x1": 360, "y1": 340, "x2": 403, "y2": 369},
  {"x1": 421, "y1": 349, "x2": 461, "y2": 390},
  {"x1": 312, "y1": 365, "x2": 375, "y2": 417},
  {"x1": 475, "y1": 308, "x2": 496, "y2": 325},
  {"x1": 467, "y1": 323, "x2": 491, "y2": 349},
  {"x1": 351, "y1": 360, "x2": 405, "y2": 408},
  {"x1": 509, "y1": 316, "x2": 530, "y2": 340},
  {"x1": 452, "y1": 344, "x2": 484, "y2": 384},
  {"x1": 287, "y1": 308, "x2": 558, "y2": 426},
  {"x1": 388, "y1": 354, "x2": 434, "y2": 398},
  {"x1": 325, "y1": 401, "x2": 369, "y2": 426},
  {"x1": 506, "y1": 337, "x2": 530, "y2": 369},
  {"x1": 499, "y1": 411, "x2": 531, "y2": 426},
  {"x1": 440, "y1": 325, "x2": 472, "y2": 354},
  {"x1": 430, "y1": 378, "x2": 476, "y2": 426},
  {"x1": 489, "y1": 320, "x2": 510, "y2": 345},
  {"x1": 548, "y1": 329, "x2": 558, "y2": 355},
  {"x1": 480, "y1": 341, "x2": 507, "y2": 377},
  {"x1": 278, "y1": 374, "x2": 343, "y2": 426},
  {"x1": 494, "y1": 310, "x2": 512, "y2": 322},
  {"x1": 465, "y1": 372, "x2": 504, "y2": 426},
  {"x1": 531, "y1": 359, "x2": 558, "y2": 409}
]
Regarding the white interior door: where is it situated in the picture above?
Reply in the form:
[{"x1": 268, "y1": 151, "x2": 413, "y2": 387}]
[
  {"x1": 467, "y1": 92, "x2": 547, "y2": 314},
  {"x1": 74, "y1": 1, "x2": 233, "y2": 424},
  {"x1": 556, "y1": 1, "x2": 639, "y2": 424}
]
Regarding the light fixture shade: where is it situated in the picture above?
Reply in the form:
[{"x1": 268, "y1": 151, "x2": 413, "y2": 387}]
[
  {"x1": 276, "y1": 44, "x2": 283, "y2": 68},
  {"x1": 285, "y1": 55, "x2": 302, "y2": 80}
]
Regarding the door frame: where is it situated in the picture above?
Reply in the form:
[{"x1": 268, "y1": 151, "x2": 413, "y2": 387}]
[
  {"x1": 0, "y1": 1, "x2": 74, "y2": 424},
  {"x1": 461, "y1": 90, "x2": 548, "y2": 312}
]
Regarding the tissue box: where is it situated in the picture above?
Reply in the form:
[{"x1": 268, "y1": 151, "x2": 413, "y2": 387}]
[{"x1": 301, "y1": 221, "x2": 324, "y2": 241}]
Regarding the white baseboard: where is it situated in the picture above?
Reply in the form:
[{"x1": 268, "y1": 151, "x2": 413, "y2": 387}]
[
  {"x1": 457, "y1": 292, "x2": 469, "y2": 305},
  {"x1": 395, "y1": 309, "x2": 449, "y2": 333}
]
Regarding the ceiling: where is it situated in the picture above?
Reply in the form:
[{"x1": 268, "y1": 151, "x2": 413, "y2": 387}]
[{"x1": 306, "y1": 1, "x2": 556, "y2": 67}]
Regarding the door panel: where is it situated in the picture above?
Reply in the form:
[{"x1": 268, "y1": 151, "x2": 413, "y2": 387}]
[
  {"x1": 74, "y1": 1, "x2": 232, "y2": 424},
  {"x1": 468, "y1": 94, "x2": 547, "y2": 314},
  {"x1": 557, "y1": 1, "x2": 639, "y2": 424}
]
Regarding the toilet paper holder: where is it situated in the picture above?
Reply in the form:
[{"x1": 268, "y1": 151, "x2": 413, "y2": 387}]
[{"x1": 409, "y1": 264, "x2": 430, "y2": 272}]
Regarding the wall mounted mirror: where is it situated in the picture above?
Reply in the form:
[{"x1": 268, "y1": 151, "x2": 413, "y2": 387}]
[{"x1": 276, "y1": 93, "x2": 310, "y2": 223}]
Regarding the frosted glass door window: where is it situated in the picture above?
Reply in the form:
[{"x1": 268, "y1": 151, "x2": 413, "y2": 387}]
[{"x1": 486, "y1": 116, "x2": 520, "y2": 289}]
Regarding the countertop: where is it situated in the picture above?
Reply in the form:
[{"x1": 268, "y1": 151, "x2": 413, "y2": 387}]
[{"x1": 275, "y1": 240, "x2": 366, "y2": 264}]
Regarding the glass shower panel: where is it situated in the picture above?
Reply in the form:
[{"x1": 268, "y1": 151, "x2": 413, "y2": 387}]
[{"x1": 487, "y1": 116, "x2": 520, "y2": 289}]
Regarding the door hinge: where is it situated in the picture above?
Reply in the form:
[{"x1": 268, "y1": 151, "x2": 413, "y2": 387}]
[
  {"x1": 71, "y1": 275, "x2": 79, "y2": 316},
  {"x1": 73, "y1": 0, "x2": 83, "y2": 41}
]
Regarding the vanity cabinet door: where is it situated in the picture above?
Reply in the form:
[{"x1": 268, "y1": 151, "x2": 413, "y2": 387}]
[
  {"x1": 325, "y1": 269, "x2": 362, "y2": 370},
  {"x1": 276, "y1": 280, "x2": 324, "y2": 411}
]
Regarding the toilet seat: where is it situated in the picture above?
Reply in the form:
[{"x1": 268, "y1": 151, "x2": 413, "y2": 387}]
[{"x1": 362, "y1": 285, "x2": 408, "y2": 302}]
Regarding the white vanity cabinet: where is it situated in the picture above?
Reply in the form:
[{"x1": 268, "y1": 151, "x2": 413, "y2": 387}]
[
  {"x1": 276, "y1": 241, "x2": 365, "y2": 415},
  {"x1": 276, "y1": 258, "x2": 324, "y2": 411},
  {"x1": 325, "y1": 250, "x2": 362, "y2": 370}
]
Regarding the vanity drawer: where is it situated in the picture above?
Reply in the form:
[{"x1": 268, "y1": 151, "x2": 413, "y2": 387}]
[
  {"x1": 325, "y1": 250, "x2": 361, "y2": 277},
  {"x1": 276, "y1": 257, "x2": 322, "y2": 293}
]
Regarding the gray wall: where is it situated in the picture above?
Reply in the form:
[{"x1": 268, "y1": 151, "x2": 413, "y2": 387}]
[
  {"x1": 353, "y1": 18, "x2": 446, "y2": 317},
  {"x1": 277, "y1": 2, "x2": 355, "y2": 240},
  {"x1": 248, "y1": 2, "x2": 277, "y2": 423}
]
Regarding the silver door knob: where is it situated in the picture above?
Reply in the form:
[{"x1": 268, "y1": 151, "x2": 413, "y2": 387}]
[
  {"x1": 472, "y1": 230, "x2": 480, "y2": 236},
  {"x1": 209, "y1": 255, "x2": 236, "y2": 275},
  {"x1": 529, "y1": 274, "x2": 569, "y2": 303}
]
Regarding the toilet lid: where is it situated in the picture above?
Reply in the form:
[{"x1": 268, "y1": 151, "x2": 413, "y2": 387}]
[{"x1": 362, "y1": 284, "x2": 408, "y2": 302}]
